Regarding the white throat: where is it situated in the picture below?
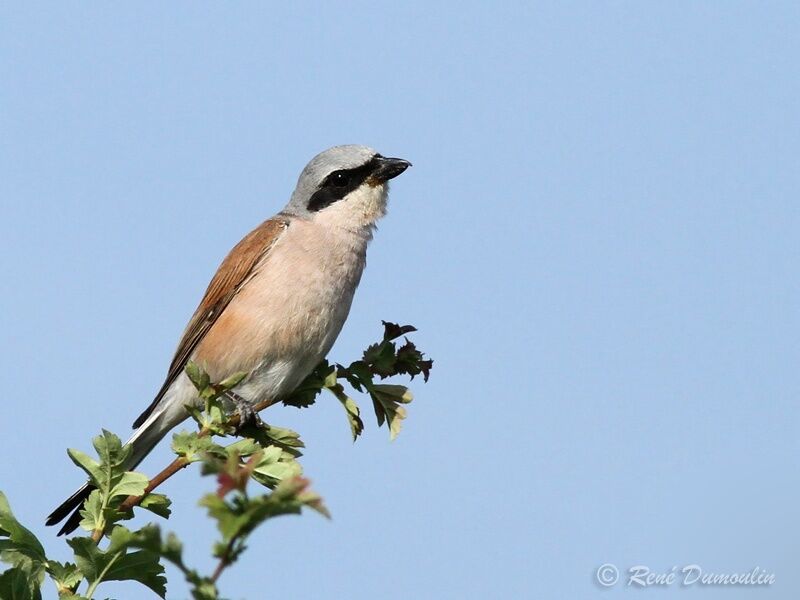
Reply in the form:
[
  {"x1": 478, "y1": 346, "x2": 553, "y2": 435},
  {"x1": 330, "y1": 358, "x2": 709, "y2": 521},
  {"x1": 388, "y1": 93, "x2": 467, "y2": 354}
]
[{"x1": 311, "y1": 182, "x2": 389, "y2": 233}]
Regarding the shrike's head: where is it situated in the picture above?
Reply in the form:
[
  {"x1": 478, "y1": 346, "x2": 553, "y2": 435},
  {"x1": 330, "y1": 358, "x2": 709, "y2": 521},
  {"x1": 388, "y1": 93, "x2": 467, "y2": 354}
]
[{"x1": 284, "y1": 145, "x2": 411, "y2": 228}]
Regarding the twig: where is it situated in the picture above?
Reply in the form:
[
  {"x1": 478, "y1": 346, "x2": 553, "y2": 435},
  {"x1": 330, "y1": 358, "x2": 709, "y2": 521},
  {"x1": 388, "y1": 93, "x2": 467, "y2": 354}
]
[
  {"x1": 209, "y1": 535, "x2": 239, "y2": 584},
  {"x1": 120, "y1": 397, "x2": 279, "y2": 511}
]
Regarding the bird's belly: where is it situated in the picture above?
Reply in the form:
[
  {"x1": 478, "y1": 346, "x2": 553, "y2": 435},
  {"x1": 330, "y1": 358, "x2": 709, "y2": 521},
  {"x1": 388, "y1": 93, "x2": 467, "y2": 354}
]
[
  {"x1": 193, "y1": 220, "x2": 368, "y2": 403},
  {"x1": 232, "y1": 291, "x2": 355, "y2": 402}
]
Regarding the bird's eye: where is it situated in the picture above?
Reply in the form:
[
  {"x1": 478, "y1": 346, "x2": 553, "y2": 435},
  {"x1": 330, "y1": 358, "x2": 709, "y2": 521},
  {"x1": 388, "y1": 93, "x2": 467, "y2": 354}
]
[{"x1": 331, "y1": 172, "x2": 349, "y2": 187}]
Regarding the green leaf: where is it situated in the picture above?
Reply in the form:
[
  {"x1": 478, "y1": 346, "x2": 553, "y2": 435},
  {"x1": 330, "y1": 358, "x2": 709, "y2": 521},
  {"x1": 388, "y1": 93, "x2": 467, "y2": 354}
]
[
  {"x1": 249, "y1": 446, "x2": 302, "y2": 489},
  {"x1": 223, "y1": 438, "x2": 261, "y2": 457},
  {"x1": 65, "y1": 450, "x2": 103, "y2": 488},
  {"x1": 92, "y1": 430, "x2": 130, "y2": 473},
  {"x1": 108, "y1": 472, "x2": 149, "y2": 500},
  {"x1": 185, "y1": 361, "x2": 211, "y2": 392},
  {"x1": 393, "y1": 339, "x2": 433, "y2": 381},
  {"x1": 200, "y1": 475, "x2": 329, "y2": 549},
  {"x1": 190, "y1": 579, "x2": 219, "y2": 600},
  {"x1": 204, "y1": 397, "x2": 229, "y2": 428},
  {"x1": 363, "y1": 341, "x2": 397, "y2": 377},
  {"x1": 345, "y1": 360, "x2": 374, "y2": 390},
  {"x1": 183, "y1": 384, "x2": 235, "y2": 424},
  {"x1": 171, "y1": 431, "x2": 224, "y2": 461},
  {"x1": 123, "y1": 525, "x2": 188, "y2": 576},
  {"x1": 326, "y1": 384, "x2": 364, "y2": 441},
  {"x1": 107, "y1": 549, "x2": 166, "y2": 597},
  {"x1": 321, "y1": 366, "x2": 338, "y2": 388},
  {"x1": 372, "y1": 384, "x2": 414, "y2": 404},
  {"x1": 0, "y1": 566, "x2": 41, "y2": 600},
  {"x1": 263, "y1": 425, "x2": 305, "y2": 453},
  {"x1": 77, "y1": 490, "x2": 103, "y2": 533},
  {"x1": 170, "y1": 431, "x2": 194, "y2": 455},
  {"x1": 45, "y1": 560, "x2": 82, "y2": 597},
  {"x1": 0, "y1": 493, "x2": 47, "y2": 590},
  {"x1": 271, "y1": 477, "x2": 330, "y2": 519},
  {"x1": 370, "y1": 385, "x2": 413, "y2": 441},
  {"x1": 139, "y1": 494, "x2": 172, "y2": 519},
  {"x1": 68, "y1": 431, "x2": 132, "y2": 497},
  {"x1": 69, "y1": 527, "x2": 167, "y2": 599},
  {"x1": 251, "y1": 460, "x2": 302, "y2": 489},
  {"x1": 66, "y1": 537, "x2": 103, "y2": 583},
  {"x1": 282, "y1": 361, "x2": 334, "y2": 408}
]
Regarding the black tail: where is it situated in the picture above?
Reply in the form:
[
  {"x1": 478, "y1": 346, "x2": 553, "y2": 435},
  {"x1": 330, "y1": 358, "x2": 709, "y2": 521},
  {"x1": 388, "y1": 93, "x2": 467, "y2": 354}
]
[{"x1": 45, "y1": 482, "x2": 94, "y2": 536}]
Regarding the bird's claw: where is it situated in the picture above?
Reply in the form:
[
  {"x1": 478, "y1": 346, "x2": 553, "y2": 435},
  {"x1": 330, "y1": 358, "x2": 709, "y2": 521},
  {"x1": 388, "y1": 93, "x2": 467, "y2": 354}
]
[{"x1": 225, "y1": 391, "x2": 263, "y2": 432}]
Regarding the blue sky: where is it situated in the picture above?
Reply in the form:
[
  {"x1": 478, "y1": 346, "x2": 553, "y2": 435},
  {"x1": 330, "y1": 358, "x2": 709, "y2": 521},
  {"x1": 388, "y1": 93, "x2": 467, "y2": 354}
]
[{"x1": 1, "y1": 2, "x2": 798, "y2": 598}]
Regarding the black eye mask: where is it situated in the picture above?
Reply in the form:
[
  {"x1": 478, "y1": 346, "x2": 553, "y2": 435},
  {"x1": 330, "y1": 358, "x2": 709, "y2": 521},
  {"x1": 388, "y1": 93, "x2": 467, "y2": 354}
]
[{"x1": 306, "y1": 155, "x2": 382, "y2": 212}]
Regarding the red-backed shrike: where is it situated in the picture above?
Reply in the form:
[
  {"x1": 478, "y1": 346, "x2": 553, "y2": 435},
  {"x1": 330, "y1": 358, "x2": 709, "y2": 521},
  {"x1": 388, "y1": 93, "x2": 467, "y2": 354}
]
[{"x1": 47, "y1": 145, "x2": 411, "y2": 534}]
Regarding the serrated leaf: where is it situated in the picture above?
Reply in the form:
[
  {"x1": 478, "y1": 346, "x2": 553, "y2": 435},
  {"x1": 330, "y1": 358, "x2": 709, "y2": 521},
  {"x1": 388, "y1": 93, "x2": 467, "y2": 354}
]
[
  {"x1": 107, "y1": 549, "x2": 166, "y2": 597},
  {"x1": 253, "y1": 445, "x2": 283, "y2": 464},
  {"x1": 45, "y1": 560, "x2": 82, "y2": 596},
  {"x1": 369, "y1": 385, "x2": 413, "y2": 441},
  {"x1": 393, "y1": 339, "x2": 433, "y2": 381},
  {"x1": 92, "y1": 430, "x2": 130, "y2": 471},
  {"x1": 418, "y1": 359, "x2": 433, "y2": 382},
  {"x1": 251, "y1": 461, "x2": 302, "y2": 488},
  {"x1": 263, "y1": 425, "x2": 305, "y2": 453},
  {"x1": 363, "y1": 341, "x2": 397, "y2": 377},
  {"x1": 109, "y1": 472, "x2": 149, "y2": 500},
  {"x1": 0, "y1": 566, "x2": 40, "y2": 600},
  {"x1": 77, "y1": 490, "x2": 103, "y2": 533},
  {"x1": 69, "y1": 431, "x2": 131, "y2": 499},
  {"x1": 283, "y1": 361, "x2": 334, "y2": 408},
  {"x1": 249, "y1": 446, "x2": 302, "y2": 489},
  {"x1": 123, "y1": 525, "x2": 187, "y2": 575},
  {"x1": 223, "y1": 438, "x2": 261, "y2": 457},
  {"x1": 185, "y1": 361, "x2": 210, "y2": 392},
  {"x1": 201, "y1": 475, "x2": 329, "y2": 546},
  {"x1": 371, "y1": 384, "x2": 413, "y2": 404},
  {"x1": 65, "y1": 450, "x2": 103, "y2": 488},
  {"x1": 66, "y1": 537, "x2": 101, "y2": 582},
  {"x1": 205, "y1": 398, "x2": 227, "y2": 426},
  {"x1": 326, "y1": 384, "x2": 364, "y2": 441},
  {"x1": 170, "y1": 431, "x2": 196, "y2": 455},
  {"x1": 348, "y1": 360, "x2": 374, "y2": 386},
  {"x1": 0, "y1": 493, "x2": 47, "y2": 589},
  {"x1": 69, "y1": 528, "x2": 166, "y2": 598},
  {"x1": 171, "y1": 431, "x2": 223, "y2": 462},
  {"x1": 139, "y1": 494, "x2": 172, "y2": 519},
  {"x1": 336, "y1": 364, "x2": 365, "y2": 392}
]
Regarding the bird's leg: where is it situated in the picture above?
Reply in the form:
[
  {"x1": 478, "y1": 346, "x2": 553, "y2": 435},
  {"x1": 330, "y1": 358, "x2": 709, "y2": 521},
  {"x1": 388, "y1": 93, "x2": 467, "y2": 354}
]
[{"x1": 224, "y1": 390, "x2": 263, "y2": 430}]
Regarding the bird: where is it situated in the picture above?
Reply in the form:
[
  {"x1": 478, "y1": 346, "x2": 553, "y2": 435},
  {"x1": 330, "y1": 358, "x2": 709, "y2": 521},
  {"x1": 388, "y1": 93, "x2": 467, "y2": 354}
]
[{"x1": 46, "y1": 144, "x2": 411, "y2": 535}]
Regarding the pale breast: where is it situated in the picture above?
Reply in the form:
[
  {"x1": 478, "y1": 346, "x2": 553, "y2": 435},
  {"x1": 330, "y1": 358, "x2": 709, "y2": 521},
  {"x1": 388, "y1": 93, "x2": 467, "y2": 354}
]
[{"x1": 193, "y1": 218, "x2": 371, "y2": 400}]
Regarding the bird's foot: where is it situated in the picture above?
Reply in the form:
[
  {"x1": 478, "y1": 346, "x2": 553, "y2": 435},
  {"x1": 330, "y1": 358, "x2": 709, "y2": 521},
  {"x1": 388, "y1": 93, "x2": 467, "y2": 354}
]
[{"x1": 224, "y1": 391, "x2": 263, "y2": 432}]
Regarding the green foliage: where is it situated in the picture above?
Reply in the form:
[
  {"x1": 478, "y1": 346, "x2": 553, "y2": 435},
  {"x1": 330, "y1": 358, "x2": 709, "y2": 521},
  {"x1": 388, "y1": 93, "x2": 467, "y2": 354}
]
[
  {"x1": 284, "y1": 321, "x2": 434, "y2": 440},
  {"x1": 0, "y1": 322, "x2": 432, "y2": 598},
  {"x1": 67, "y1": 527, "x2": 166, "y2": 598},
  {"x1": 0, "y1": 492, "x2": 46, "y2": 600}
]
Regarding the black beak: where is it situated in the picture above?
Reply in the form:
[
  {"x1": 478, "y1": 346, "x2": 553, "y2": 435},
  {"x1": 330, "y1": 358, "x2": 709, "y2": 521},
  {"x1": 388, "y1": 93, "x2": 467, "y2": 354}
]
[{"x1": 372, "y1": 156, "x2": 412, "y2": 182}]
